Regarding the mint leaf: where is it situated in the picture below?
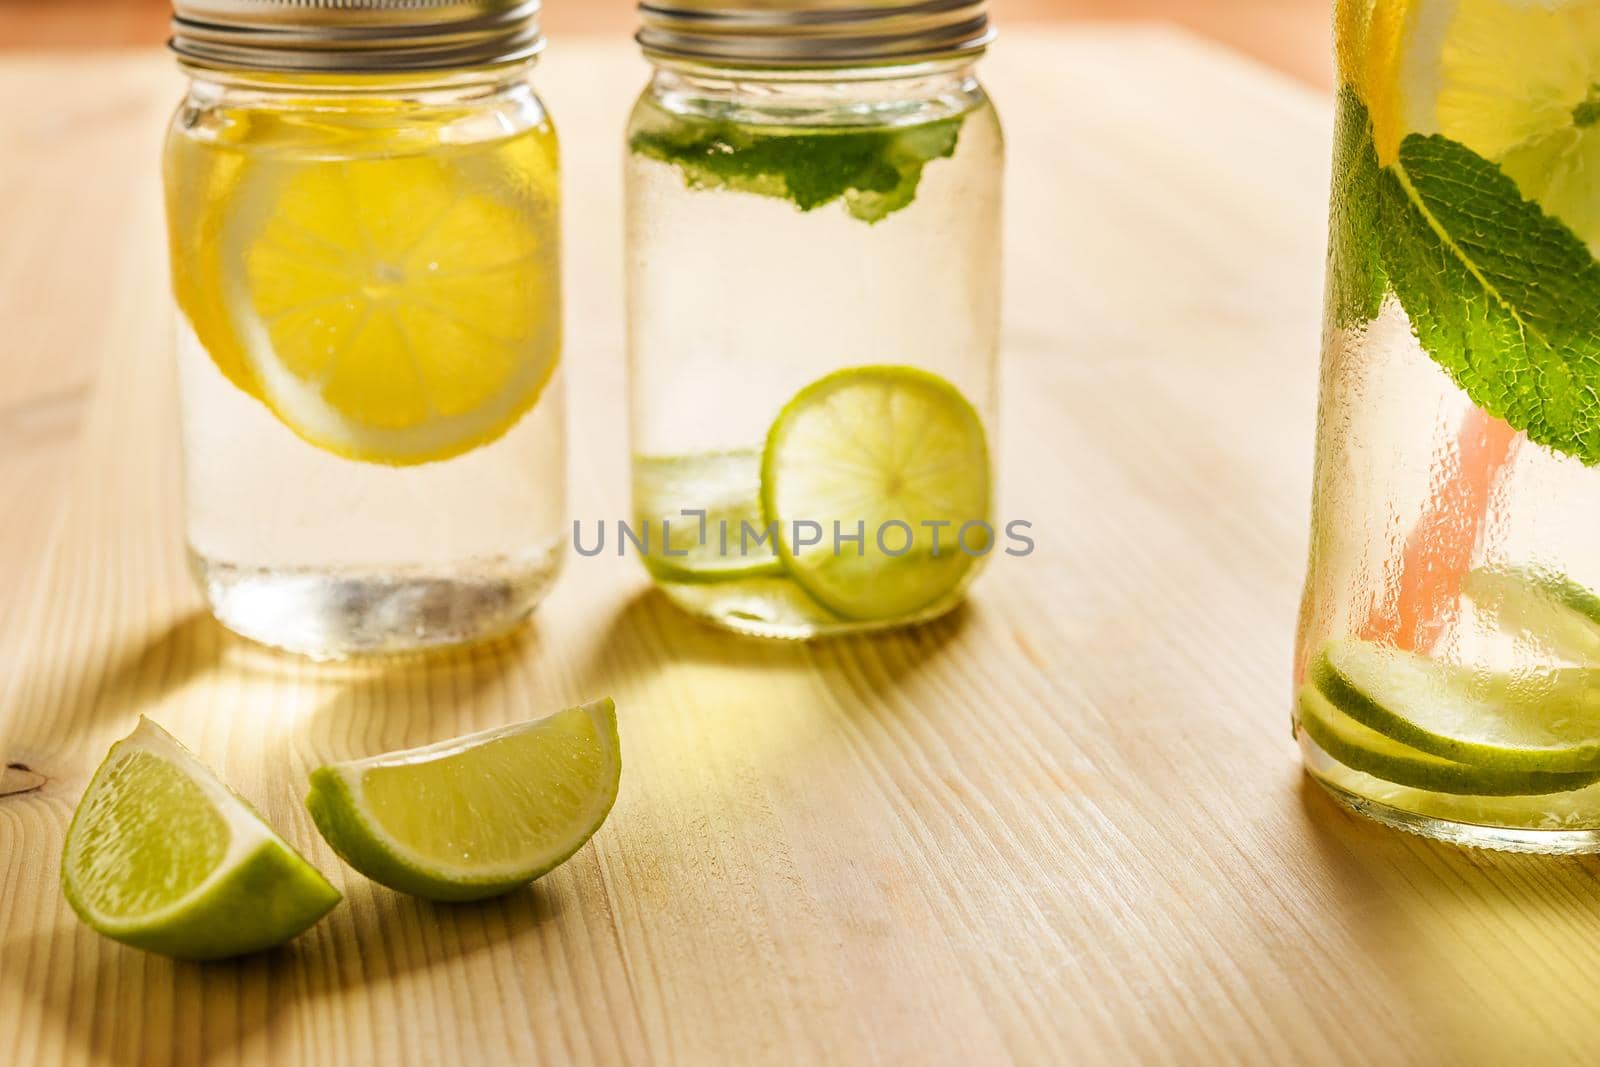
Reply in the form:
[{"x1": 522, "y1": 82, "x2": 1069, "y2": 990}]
[
  {"x1": 1327, "y1": 88, "x2": 1387, "y2": 327},
  {"x1": 629, "y1": 110, "x2": 963, "y2": 224},
  {"x1": 1331, "y1": 92, "x2": 1600, "y2": 464}
]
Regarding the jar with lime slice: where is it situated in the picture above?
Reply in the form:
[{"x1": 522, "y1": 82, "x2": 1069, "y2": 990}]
[
  {"x1": 1295, "y1": 0, "x2": 1600, "y2": 850},
  {"x1": 165, "y1": 0, "x2": 564, "y2": 656},
  {"x1": 624, "y1": 1, "x2": 1003, "y2": 638}
]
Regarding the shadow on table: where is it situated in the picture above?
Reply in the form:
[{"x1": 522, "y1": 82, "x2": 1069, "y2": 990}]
[
  {"x1": 1295, "y1": 776, "x2": 1600, "y2": 1062},
  {"x1": 3, "y1": 917, "x2": 288, "y2": 1066},
  {"x1": 2, "y1": 610, "x2": 241, "y2": 791},
  {"x1": 572, "y1": 584, "x2": 973, "y2": 697},
  {"x1": 7, "y1": 610, "x2": 226, "y2": 737},
  {"x1": 288, "y1": 872, "x2": 568, "y2": 989},
  {"x1": 4, "y1": 875, "x2": 564, "y2": 1065}
]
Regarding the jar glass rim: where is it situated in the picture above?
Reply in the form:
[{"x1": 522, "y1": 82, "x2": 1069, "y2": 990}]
[
  {"x1": 175, "y1": 56, "x2": 538, "y2": 94},
  {"x1": 640, "y1": 53, "x2": 981, "y2": 83}
]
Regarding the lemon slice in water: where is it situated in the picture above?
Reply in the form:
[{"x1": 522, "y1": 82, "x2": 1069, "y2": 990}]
[{"x1": 180, "y1": 144, "x2": 560, "y2": 466}]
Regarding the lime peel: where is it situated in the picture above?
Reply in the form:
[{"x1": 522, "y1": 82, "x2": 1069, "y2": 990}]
[
  {"x1": 1312, "y1": 639, "x2": 1600, "y2": 774},
  {"x1": 1298, "y1": 685, "x2": 1600, "y2": 796}
]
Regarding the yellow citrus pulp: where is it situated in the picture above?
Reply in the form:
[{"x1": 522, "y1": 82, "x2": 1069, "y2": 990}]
[
  {"x1": 166, "y1": 107, "x2": 561, "y2": 465},
  {"x1": 1350, "y1": 0, "x2": 1600, "y2": 249}
]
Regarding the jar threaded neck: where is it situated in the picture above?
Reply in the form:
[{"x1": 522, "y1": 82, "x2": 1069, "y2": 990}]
[{"x1": 636, "y1": 0, "x2": 992, "y2": 69}]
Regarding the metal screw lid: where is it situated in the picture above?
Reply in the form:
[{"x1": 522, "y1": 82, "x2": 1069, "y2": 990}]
[
  {"x1": 171, "y1": 0, "x2": 544, "y2": 73},
  {"x1": 637, "y1": 0, "x2": 993, "y2": 69}
]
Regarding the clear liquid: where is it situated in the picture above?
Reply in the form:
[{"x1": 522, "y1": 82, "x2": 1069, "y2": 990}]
[
  {"x1": 166, "y1": 76, "x2": 564, "y2": 657},
  {"x1": 177, "y1": 320, "x2": 564, "y2": 657},
  {"x1": 624, "y1": 84, "x2": 1003, "y2": 637},
  {"x1": 630, "y1": 449, "x2": 977, "y2": 639},
  {"x1": 1298, "y1": 298, "x2": 1600, "y2": 837}
]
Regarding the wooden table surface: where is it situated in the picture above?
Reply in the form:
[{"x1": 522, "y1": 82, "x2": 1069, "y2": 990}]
[
  {"x1": 7, "y1": 28, "x2": 1600, "y2": 1067},
  {"x1": 0, "y1": 1, "x2": 1336, "y2": 91}
]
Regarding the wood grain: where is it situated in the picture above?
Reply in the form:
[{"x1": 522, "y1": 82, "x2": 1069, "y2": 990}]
[{"x1": 4, "y1": 28, "x2": 1596, "y2": 1067}]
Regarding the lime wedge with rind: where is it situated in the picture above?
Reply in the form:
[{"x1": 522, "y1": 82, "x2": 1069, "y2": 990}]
[
  {"x1": 61, "y1": 717, "x2": 340, "y2": 960},
  {"x1": 761, "y1": 365, "x2": 990, "y2": 621},
  {"x1": 632, "y1": 451, "x2": 784, "y2": 584},
  {"x1": 1298, "y1": 685, "x2": 1600, "y2": 796},
  {"x1": 1313, "y1": 638, "x2": 1600, "y2": 773},
  {"x1": 1463, "y1": 564, "x2": 1600, "y2": 665},
  {"x1": 305, "y1": 699, "x2": 620, "y2": 902}
]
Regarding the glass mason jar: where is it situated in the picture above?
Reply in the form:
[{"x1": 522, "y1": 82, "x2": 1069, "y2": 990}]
[
  {"x1": 624, "y1": 1, "x2": 1004, "y2": 639},
  {"x1": 1296, "y1": 1, "x2": 1600, "y2": 850},
  {"x1": 164, "y1": 0, "x2": 564, "y2": 657}
]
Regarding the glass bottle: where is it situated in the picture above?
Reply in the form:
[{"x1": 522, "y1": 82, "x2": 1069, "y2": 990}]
[
  {"x1": 1296, "y1": 0, "x2": 1600, "y2": 851},
  {"x1": 165, "y1": 0, "x2": 564, "y2": 657},
  {"x1": 624, "y1": 0, "x2": 1004, "y2": 639}
]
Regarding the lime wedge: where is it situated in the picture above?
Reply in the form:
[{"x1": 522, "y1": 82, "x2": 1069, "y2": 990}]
[
  {"x1": 1297, "y1": 685, "x2": 1600, "y2": 796},
  {"x1": 632, "y1": 450, "x2": 784, "y2": 584},
  {"x1": 61, "y1": 718, "x2": 340, "y2": 960},
  {"x1": 1463, "y1": 564, "x2": 1600, "y2": 664},
  {"x1": 1312, "y1": 638, "x2": 1600, "y2": 773},
  {"x1": 760, "y1": 365, "x2": 990, "y2": 621},
  {"x1": 305, "y1": 698, "x2": 620, "y2": 902}
]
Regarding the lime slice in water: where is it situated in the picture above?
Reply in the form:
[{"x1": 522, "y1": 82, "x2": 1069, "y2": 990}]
[
  {"x1": 60, "y1": 718, "x2": 341, "y2": 960},
  {"x1": 1312, "y1": 638, "x2": 1600, "y2": 773},
  {"x1": 305, "y1": 698, "x2": 620, "y2": 902},
  {"x1": 1297, "y1": 684, "x2": 1600, "y2": 796},
  {"x1": 1463, "y1": 564, "x2": 1600, "y2": 665},
  {"x1": 761, "y1": 365, "x2": 990, "y2": 621},
  {"x1": 632, "y1": 450, "x2": 784, "y2": 584}
]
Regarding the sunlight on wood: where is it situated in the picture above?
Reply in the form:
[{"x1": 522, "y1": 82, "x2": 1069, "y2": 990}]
[{"x1": 0, "y1": 28, "x2": 1594, "y2": 1067}]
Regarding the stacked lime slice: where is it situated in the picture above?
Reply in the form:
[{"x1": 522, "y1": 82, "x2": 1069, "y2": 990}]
[
  {"x1": 1300, "y1": 569, "x2": 1600, "y2": 795},
  {"x1": 1461, "y1": 565, "x2": 1600, "y2": 665},
  {"x1": 638, "y1": 365, "x2": 991, "y2": 623},
  {"x1": 633, "y1": 451, "x2": 784, "y2": 585}
]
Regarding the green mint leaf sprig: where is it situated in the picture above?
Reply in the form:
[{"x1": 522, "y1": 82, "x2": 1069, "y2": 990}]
[
  {"x1": 629, "y1": 109, "x2": 963, "y2": 224},
  {"x1": 1331, "y1": 89, "x2": 1600, "y2": 465},
  {"x1": 1327, "y1": 89, "x2": 1388, "y2": 328}
]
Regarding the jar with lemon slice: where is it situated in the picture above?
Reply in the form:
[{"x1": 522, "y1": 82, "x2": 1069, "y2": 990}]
[
  {"x1": 164, "y1": 0, "x2": 564, "y2": 656},
  {"x1": 624, "y1": 1, "x2": 1003, "y2": 638},
  {"x1": 1295, "y1": 0, "x2": 1600, "y2": 850}
]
